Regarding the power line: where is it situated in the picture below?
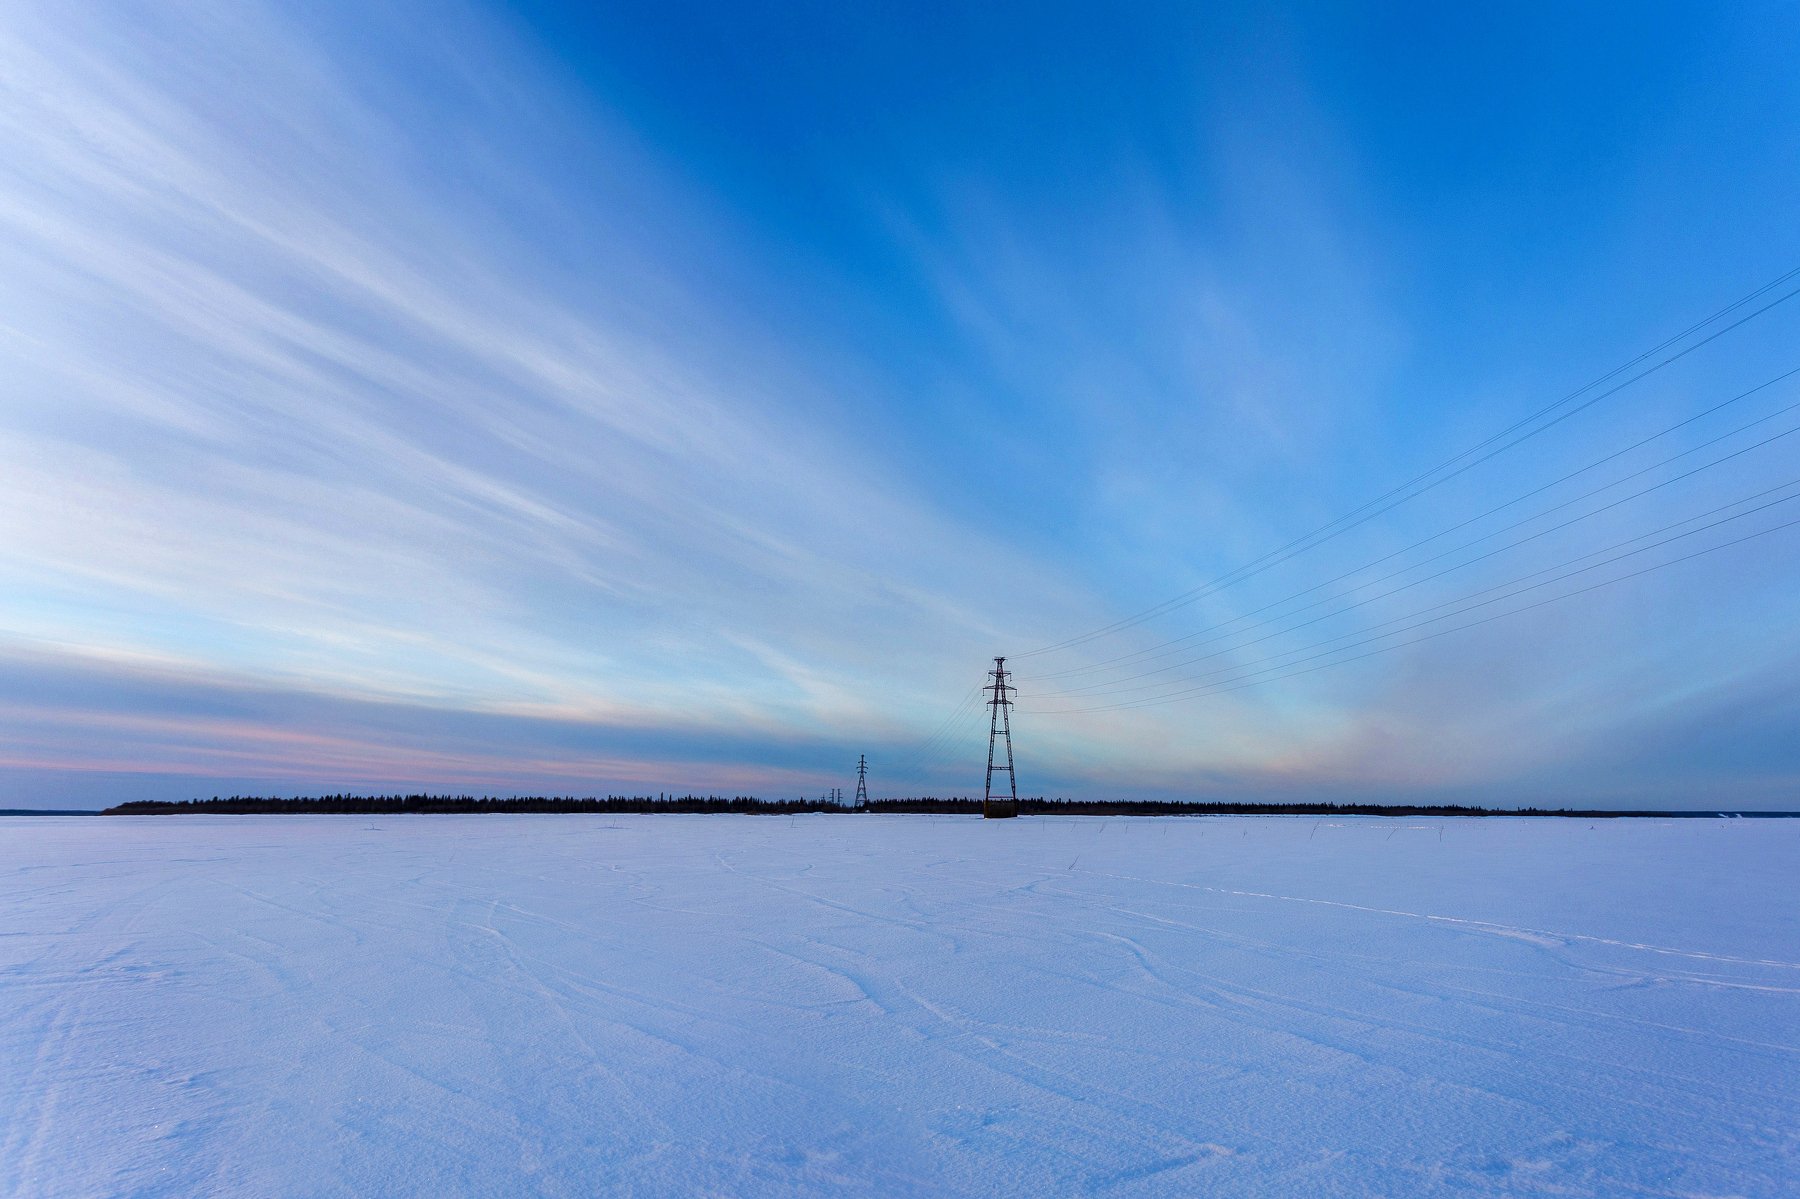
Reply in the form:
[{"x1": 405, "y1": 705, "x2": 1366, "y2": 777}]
[
  {"x1": 1028, "y1": 510, "x2": 1800, "y2": 716},
  {"x1": 890, "y1": 680, "x2": 987, "y2": 781},
  {"x1": 1020, "y1": 367, "x2": 1800, "y2": 686},
  {"x1": 914, "y1": 683, "x2": 984, "y2": 756},
  {"x1": 1025, "y1": 487, "x2": 1800, "y2": 714},
  {"x1": 1018, "y1": 267, "x2": 1800, "y2": 660},
  {"x1": 911, "y1": 706, "x2": 991, "y2": 776},
  {"x1": 1032, "y1": 478, "x2": 1800, "y2": 706},
  {"x1": 910, "y1": 681, "x2": 984, "y2": 748},
  {"x1": 1025, "y1": 415, "x2": 1800, "y2": 698}
]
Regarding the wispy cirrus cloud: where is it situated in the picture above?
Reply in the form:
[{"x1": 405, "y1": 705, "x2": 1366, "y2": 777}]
[{"x1": 0, "y1": 0, "x2": 1091, "y2": 791}]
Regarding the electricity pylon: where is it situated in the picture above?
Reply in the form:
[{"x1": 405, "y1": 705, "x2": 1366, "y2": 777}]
[
  {"x1": 855, "y1": 754, "x2": 869, "y2": 807},
  {"x1": 983, "y1": 656, "x2": 1018, "y2": 818}
]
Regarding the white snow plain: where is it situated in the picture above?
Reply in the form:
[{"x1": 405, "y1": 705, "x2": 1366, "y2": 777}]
[{"x1": 2, "y1": 814, "x2": 1796, "y2": 1198}]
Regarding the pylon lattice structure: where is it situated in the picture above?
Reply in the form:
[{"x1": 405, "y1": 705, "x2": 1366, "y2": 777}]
[
  {"x1": 983, "y1": 656, "x2": 1018, "y2": 818},
  {"x1": 855, "y1": 754, "x2": 869, "y2": 807}
]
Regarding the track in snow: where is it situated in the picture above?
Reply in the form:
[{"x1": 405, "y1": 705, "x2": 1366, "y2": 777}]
[{"x1": 2, "y1": 814, "x2": 1795, "y2": 1197}]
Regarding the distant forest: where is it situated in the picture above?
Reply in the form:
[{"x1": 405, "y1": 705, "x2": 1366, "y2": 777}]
[{"x1": 98, "y1": 794, "x2": 1786, "y2": 818}]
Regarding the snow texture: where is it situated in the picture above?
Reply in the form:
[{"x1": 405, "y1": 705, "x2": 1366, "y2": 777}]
[{"x1": 2, "y1": 814, "x2": 1796, "y2": 1197}]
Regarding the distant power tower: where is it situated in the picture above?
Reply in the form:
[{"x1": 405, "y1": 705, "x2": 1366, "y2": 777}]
[
  {"x1": 855, "y1": 754, "x2": 869, "y2": 807},
  {"x1": 983, "y1": 656, "x2": 1018, "y2": 818}
]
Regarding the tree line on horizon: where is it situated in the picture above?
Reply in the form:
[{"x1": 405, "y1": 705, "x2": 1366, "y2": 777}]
[{"x1": 95, "y1": 793, "x2": 1724, "y2": 818}]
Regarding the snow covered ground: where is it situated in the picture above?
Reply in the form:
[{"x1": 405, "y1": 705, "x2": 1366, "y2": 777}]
[{"x1": 2, "y1": 814, "x2": 1796, "y2": 1198}]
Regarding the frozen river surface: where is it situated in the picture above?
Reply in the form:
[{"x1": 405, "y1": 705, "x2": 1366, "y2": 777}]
[{"x1": 2, "y1": 814, "x2": 1796, "y2": 1197}]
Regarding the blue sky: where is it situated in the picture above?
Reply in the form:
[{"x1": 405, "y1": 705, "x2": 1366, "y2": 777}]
[{"x1": 2, "y1": 0, "x2": 1798, "y2": 808}]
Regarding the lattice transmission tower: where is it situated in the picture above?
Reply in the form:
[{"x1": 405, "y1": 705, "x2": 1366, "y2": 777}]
[
  {"x1": 855, "y1": 754, "x2": 869, "y2": 807},
  {"x1": 983, "y1": 656, "x2": 1018, "y2": 818}
]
